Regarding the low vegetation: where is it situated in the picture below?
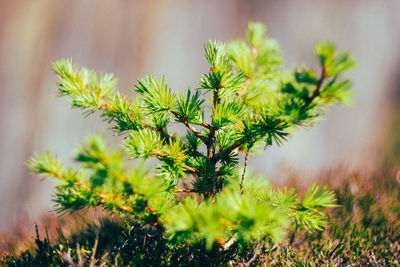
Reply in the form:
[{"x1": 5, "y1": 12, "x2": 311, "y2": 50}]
[{"x1": 1, "y1": 165, "x2": 399, "y2": 266}]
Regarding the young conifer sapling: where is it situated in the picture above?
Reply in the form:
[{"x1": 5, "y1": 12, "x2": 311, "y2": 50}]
[{"x1": 29, "y1": 22, "x2": 356, "y2": 250}]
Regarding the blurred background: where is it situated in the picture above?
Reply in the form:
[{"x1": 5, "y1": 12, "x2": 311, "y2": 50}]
[{"x1": 1, "y1": 0, "x2": 400, "y2": 229}]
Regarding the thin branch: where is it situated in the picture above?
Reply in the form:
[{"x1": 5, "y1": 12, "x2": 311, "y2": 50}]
[
  {"x1": 207, "y1": 82, "x2": 222, "y2": 158},
  {"x1": 240, "y1": 149, "x2": 250, "y2": 194},
  {"x1": 155, "y1": 127, "x2": 176, "y2": 143},
  {"x1": 201, "y1": 121, "x2": 212, "y2": 130},
  {"x1": 151, "y1": 150, "x2": 197, "y2": 173},
  {"x1": 208, "y1": 87, "x2": 220, "y2": 193},
  {"x1": 223, "y1": 234, "x2": 237, "y2": 250},
  {"x1": 244, "y1": 242, "x2": 262, "y2": 267},
  {"x1": 89, "y1": 222, "x2": 100, "y2": 267},
  {"x1": 305, "y1": 66, "x2": 326, "y2": 106},
  {"x1": 213, "y1": 140, "x2": 244, "y2": 162},
  {"x1": 182, "y1": 164, "x2": 197, "y2": 173},
  {"x1": 171, "y1": 111, "x2": 208, "y2": 143},
  {"x1": 213, "y1": 86, "x2": 221, "y2": 107}
]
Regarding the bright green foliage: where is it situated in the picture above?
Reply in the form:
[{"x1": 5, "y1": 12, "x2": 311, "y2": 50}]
[
  {"x1": 264, "y1": 184, "x2": 338, "y2": 232},
  {"x1": 29, "y1": 22, "x2": 356, "y2": 250},
  {"x1": 29, "y1": 134, "x2": 175, "y2": 222},
  {"x1": 165, "y1": 179, "x2": 290, "y2": 249}
]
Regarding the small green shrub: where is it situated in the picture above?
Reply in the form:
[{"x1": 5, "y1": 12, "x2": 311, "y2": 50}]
[{"x1": 23, "y1": 22, "x2": 356, "y2": 265}]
